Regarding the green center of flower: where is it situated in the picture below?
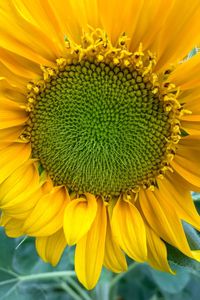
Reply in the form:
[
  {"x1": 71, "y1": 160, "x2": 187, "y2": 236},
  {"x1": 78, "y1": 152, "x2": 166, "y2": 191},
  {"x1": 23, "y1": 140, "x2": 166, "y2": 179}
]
[{"x1": 28, "y1": 60, "x2": 172, "y2": 196}]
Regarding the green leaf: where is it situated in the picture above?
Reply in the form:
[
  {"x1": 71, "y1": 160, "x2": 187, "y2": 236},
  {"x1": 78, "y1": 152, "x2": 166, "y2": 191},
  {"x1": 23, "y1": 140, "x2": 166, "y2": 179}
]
[
  {"x1": 0, "y1": 268, "x2": 18, "y2": 300},
  {"x1": 167, "y1": 222, "x2": 200, "y2": 271},
  {"x1": 192, "y1": 192, "x2": 200, "y2": 201},
  {"x1": 0, "y1": 229, "x2": 81, "y2": 300},
  {"x1": 0, "y1": 227, "x2": 15, "y2": 269},
  {"x1": 13, "y1": 238, "x2": 40, "y2": 275},
  {"x1": 183, "y1": 222, "x2": 200, "y2": 250},
  {"x1": 150, "y1": 265, "x2": 190, "y2": 294},
  {"x1": 117, "y1": 264, "x2": 157, "y2": 300}
]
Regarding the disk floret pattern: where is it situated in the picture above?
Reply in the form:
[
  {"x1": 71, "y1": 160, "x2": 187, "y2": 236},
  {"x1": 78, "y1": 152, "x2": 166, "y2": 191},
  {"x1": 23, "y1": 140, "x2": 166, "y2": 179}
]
[{"x1": 22, "y1": 29, "x2": 186, "y2": 197}]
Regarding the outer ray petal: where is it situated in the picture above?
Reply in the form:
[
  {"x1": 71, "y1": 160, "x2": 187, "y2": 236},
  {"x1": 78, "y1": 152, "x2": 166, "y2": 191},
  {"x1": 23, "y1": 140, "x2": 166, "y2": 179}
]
[
  {"x1": 66, "y1": 0, "x2": 101, "y2": 34},
  {"x1": 181, "y1": 120, "x2": 200, "y2": 136},
  {"x1": 181, "y1": 88, "x2": 200, "y2": 108},
  {"x1": 0, "y1": 47, "x2": 41, "y2": 80},
  {"x1": 104, "y1": 212, "x2": 127, "y2": 273},
  {"x1": 0, "y1": 126, "x2": 24, "y2": 150},
  {"x1": 22, "y1": 187, "x2": 68, "y2": 236},
  {"x1": 98, "y1": 0, "x2": 200, "y2": 70},
  {"x1": 0, "y1": 61, "x2": 28, "y2": 86},
  {"x1": 98, "y1": 0, "x2": 143, "y2": 45},
  {"x1": 0, "y1": 161, "x2": 46, "y2": 219},
  {"x1": 48, "y1": 0, "x2": 86, "y2": 45},
  {"x1": 111, "y1": 197, "x2": 147, "y2": 262},
  {"x1": 0, "y1": 98, "x2": 27, "y2": 129},
  {"x1": 170, "y1": 53, "x2": 200, "y2": 91},
  {"x1": 63, "y1": 193, "x2": 97, "y2": 245},
  {"x1": 0, "y1": 143, "x2": 31, "y2": 184},
  {"x1": 36, "y1": 229, "x2": 67, "y2": 266},
  {"x1": 0, "y1": 78, "x2": 25, "y2": 103},
  {"x1": 157, "y1": 172, "x2": 200, "y2": 231},
  {"x1": 171, "y1": 170, "x2": 200, "y2": 193},
  {"x1": 0, "y1": 213, "x2": 24, "y2": 238},
  {"x1": 176, "y1": 90, "x2": 200, "y2": 136},
  {"x1": 172, "y1": 136, "x2": 200, "y2": 188},
  {"x1": 0, "y1": 160, "x2": 39, "y2": 206},
  {"x1": 129, "y1": 0, "x2": 175, "y2": 53},
  {"x1": 139, "y1": 189, "x2": 195, "y2": 259},
  {"x1": 154, "y1": 0, "x2": 200, "y2": 71},
  {"x1": 0, "y1": 0, "x2": 59, "y2": 66},
  {"x1": 13, "y1": 0, "x2": 66, "y2": 55},
  {"x1": 3, "y1": 188, "x2": 45, "y2": 220},
  {"x1": 75, "y1": 199, "x2": 107, "y2": 290},
  {"x1": 145, "y1": 224, "x2": 173, "y2": 273}
]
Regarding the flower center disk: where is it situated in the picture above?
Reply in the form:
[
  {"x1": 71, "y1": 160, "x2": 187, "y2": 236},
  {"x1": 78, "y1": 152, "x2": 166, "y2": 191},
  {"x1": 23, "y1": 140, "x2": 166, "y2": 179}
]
[{"x1": 28, "y1": 60, "x2": 172, "y2": 196}]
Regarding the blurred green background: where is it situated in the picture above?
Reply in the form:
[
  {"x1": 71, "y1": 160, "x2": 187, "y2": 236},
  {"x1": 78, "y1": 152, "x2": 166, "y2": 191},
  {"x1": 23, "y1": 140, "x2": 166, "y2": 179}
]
[
  {"x1": 1, "y1": 229, "x2": 200, "y2": 300},
  {"x1": 1, "y1": 191, "x2": 200, "y2": 300}
]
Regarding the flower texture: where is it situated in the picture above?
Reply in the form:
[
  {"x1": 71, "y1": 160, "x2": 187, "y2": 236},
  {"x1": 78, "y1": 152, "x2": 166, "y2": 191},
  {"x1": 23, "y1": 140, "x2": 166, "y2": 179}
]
[{"x1": 1, "y1": 0, "x2": 200, "y2": 290}]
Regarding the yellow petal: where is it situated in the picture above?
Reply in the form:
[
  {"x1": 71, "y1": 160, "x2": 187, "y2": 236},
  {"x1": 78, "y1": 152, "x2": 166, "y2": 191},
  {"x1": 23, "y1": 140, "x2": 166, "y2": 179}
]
[
  {"x1": 36, "y1": 229, "x2": 67, "y2": 266},
  {"x1": 0, "y1": 78, "x2": 25, "y2": 103},
  {"x1": 0, "y1": 98, "x2": 28, "y2": 129},
  {"x1": 181, "y1": 120, "x2": 200, "y2": 136},
  {"x1": 23, "y1": 186, "x2": 68, "y2": 236},
  {"x1": 0, "y1": 160, "x2": 39, "y2": 205},
  {"x1": 0, "y1": 60, "x2": 28, "y2": 86},
  {"x1": 158, "y1": 172, "x2": 200, "y2": 231},
  {"x1": 171, "y1": 137, "x2": 200, "y2": 188},
  {"x1": 48, "y1": 0, "x2": 83, "y2": 45},
  {"x1": 172, "y1": 170, "x2": 200, "y2": 193},
  {"x1": 13, "y1": 0, "x2": 66, "y2": 55},
  {"x1": 0, "y1": 126, "x2": 23, "y2": 150},
  {"x1": 140, "y1": 189, "x2": 195, "y2": 259},
  {"x1": 104, "y1": 212, "x2": 127, "y2": 273},
  {"x1": 63, "y1": 193, "x2": 97, "y2": 245},
  {"x1": 145, "y1": 225, "x2": 173, "y2": 273},
  {"x1": 0, "y1": 213, "x2": 24, "y2": 238},
  {"x1": 0, "y1": 161, "x2": 45, "y2": 219},
  {"x1": 0, "y1": 47, "x2": 41, "y2": 80},
  {"x1": 191, "y1": 250, "x2": 200, "y2": 262},
  {"x1": 178, "y1": 135, "x2": 200, "y2": 150},
  {"x1": 4, "y1": 188, "x2": 44, "y2": 220},
  {"x1": 75, "y1": 199, "x2": 107, "y2": 290},
  {"x1": 129, "y1": 0, "x2": 174, "y2": 53},
  {"x1": 170, "y1": 53, "x2": 200, "y2": 90},
  {"x1": 0, "y1": 0, "x2": 60, "y2": 66},
  {"x1": 154, "y1": 0, "x2": 200, "y2": 71},
  {"x1": 180, "y1": 109, "x2": 200, "y2": 136},
  {"x1": 111, "y1": 197, "x2": 147, "y2": 262},
  {"x1": 0, "y1": 143, "x2": 31, "y2": 184},
  {"x1": 179, "y1": 88, "x2": 200, "y2": 115}
]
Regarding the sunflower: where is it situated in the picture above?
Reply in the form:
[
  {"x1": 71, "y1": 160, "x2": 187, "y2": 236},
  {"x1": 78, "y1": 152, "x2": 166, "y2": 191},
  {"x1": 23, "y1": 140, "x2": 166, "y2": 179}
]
[{"x1": 1, "y1": 0, "x2": 200, "y2": 290}]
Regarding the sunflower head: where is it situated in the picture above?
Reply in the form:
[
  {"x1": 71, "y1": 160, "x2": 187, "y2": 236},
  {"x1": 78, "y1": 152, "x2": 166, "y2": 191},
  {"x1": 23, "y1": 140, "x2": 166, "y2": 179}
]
[
  {"x1": 1, "y1": 0, "x2": 200, "y2": 291},
  {"x1": 23, "y1": 29, "x2": 183, "y2": 199}
]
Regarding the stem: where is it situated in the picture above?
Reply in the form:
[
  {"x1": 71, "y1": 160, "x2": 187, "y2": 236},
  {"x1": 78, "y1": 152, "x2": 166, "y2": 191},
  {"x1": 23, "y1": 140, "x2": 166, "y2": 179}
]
[
  {"x1": 60, "y1": 282, "x2": 83, "y2": 300},
  {"x1": 66, "y1": 276, "x2": 93, "y2": 300},
  {"x1": 0, "y1": 278, "x2": 18, "y2": 286},
  {"x1": 19, "y1": 270, "x2": 76, "y2": 282}
]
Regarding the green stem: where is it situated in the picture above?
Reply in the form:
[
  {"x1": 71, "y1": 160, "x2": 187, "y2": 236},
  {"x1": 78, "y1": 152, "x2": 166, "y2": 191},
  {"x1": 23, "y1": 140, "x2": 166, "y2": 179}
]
[
  {"x1": 19, "y1": 270, "x2": 76, "y2": 282},
  {"x1": 66, "y1": 276, "x2": 92, "y2": 300},
  {"x1": 60, "y1": 282, "x2": 84, "y2": 300}
]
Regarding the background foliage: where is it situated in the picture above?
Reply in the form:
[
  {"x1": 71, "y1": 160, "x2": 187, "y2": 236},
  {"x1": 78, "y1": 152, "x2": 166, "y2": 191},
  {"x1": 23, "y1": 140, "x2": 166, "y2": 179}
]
[{"x1": 1, "y1": 192, "x2": 200, "y2": 300}]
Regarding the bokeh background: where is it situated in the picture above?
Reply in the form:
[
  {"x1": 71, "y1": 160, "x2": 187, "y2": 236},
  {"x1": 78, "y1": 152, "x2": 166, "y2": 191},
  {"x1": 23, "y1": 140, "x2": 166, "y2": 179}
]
[{"x1": 1, "y1": 191, "x2": 200, "y2": 300}]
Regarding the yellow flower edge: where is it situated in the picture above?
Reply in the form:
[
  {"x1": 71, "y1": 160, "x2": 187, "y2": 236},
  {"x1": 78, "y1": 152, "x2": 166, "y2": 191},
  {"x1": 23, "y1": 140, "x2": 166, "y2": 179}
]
[{"x1": 1, "y1": 0, "x2": 200, "y2": 290}]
